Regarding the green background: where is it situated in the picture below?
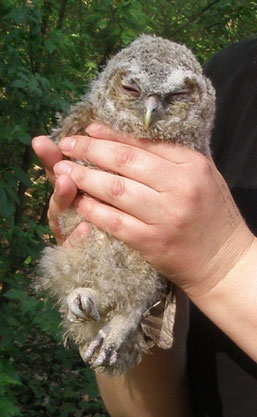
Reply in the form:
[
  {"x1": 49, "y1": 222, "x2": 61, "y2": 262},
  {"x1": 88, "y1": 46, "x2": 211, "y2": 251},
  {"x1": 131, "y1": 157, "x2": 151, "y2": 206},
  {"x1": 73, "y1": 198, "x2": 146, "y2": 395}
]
[{"x1": 0, "y1": 0, "x2": 256, "y2": 415}]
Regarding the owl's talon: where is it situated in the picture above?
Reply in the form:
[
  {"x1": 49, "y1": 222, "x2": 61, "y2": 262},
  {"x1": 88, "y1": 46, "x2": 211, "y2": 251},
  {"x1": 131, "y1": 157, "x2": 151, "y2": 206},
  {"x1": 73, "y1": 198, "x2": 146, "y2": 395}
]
[
  {"x1": 67, "y1": 288, "x2": 100, "y2": 322},
  {"x1": 92, "y1": 343, "x2": 118, "y2": 368},
  {"x1": 82, "y1": 332, "x2": 104, "y2": 362},
  {"x1": 80, "y1": 324, "x2": 120, "y2": 367},
  {"x1": 110, "y1": 350, "x2": 118, "y2": 365},
  {"x1": 92, "y1": 351, "x2": 107, "y2": 368}
]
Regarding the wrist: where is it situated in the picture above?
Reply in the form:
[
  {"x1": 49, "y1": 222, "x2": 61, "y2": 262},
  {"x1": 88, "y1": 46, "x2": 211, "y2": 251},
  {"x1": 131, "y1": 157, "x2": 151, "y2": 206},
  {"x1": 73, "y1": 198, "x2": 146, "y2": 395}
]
[
  {"x1": 189, "y1": 233, "x2": 257, "y2": 360},
  {"x1": 185, "y1": 221, "x2": 255, "y2": 299}
]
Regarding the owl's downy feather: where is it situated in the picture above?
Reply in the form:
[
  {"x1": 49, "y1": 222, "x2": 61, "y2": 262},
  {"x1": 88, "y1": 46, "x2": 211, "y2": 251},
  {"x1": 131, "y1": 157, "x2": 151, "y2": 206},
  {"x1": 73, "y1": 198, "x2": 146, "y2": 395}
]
[{"x1": 39, "y1": 35, "x2": 215, "y2": 375}]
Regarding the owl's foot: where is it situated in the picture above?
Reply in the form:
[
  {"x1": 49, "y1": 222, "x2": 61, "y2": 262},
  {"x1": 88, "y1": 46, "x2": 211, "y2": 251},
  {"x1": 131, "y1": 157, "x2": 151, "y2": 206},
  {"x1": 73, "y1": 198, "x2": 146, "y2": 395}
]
[
  {"x1": 80, "y1": 313, "x2": 142, "y2": 369},
  {"x1": 66, "y1": 288, "x2": 100, "y2": 322},
  {"x1": 80, "y1": 323, "x2": 119, "y2": 367}
]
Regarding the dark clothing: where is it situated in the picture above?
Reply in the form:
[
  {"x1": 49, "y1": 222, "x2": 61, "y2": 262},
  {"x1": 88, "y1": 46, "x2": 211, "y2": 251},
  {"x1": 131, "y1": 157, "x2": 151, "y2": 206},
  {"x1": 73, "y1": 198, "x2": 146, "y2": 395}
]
[
  {"x1": 206, "y1": 38, "x2": 257, "y2": 190},
  {"x1": 188, "y1": 38, "x2": 257, "y2": 417}
]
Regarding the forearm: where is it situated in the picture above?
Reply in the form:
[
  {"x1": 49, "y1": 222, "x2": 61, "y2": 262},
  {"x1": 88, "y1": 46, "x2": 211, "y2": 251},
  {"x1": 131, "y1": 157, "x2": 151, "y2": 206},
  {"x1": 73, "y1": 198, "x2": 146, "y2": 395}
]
[
  {"x1": 96, "y1": 290, "x2": 194, "y2": 417},
  {"x1": 190, "y1": 235, "x2": 257, "y2": 361},
  {"x1": 96, "y1": 347, "x2": 192, "y2": 417}
]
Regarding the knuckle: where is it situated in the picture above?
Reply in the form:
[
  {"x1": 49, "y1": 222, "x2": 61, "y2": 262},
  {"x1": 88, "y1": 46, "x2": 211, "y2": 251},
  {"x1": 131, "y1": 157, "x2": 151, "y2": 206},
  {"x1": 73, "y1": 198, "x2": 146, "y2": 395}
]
[
  {"x1": 81, "y1": 137, "x2": 92, "y2": 158},
  {"x1": 114, "y1": 145, "x2": 136, "y2": 167},
  {"x1": 184, "y1": 183, "x2": 201, "y2": 205},
  {"x1": 142, "y1": 226, "x2": 172, "y2": 258},
  {"x1": 107, "y1": 213, "x2": 122, "y2": 233},
  {"x1": 173, "y1": 213, "x2": 189, "y2": 231},
  {"x1": 109, "y1": 176, "x2": 125, "y2": 199},
  {"x1": 131, "y1": 227, "x2": 150, "y2": 246},
  {"x1": 153, "y1": 227, "x2": 171, "y2": 248},
  {"x1": 72, "y1": 168, "x2": 87, "y2": 187}
]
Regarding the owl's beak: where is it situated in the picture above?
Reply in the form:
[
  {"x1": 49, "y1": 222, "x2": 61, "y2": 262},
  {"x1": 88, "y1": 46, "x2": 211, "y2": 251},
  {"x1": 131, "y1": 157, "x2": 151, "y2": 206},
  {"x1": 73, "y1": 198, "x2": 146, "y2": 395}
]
[{"x1": 144, "y1": 96, "x2": 158, "y2": 130}]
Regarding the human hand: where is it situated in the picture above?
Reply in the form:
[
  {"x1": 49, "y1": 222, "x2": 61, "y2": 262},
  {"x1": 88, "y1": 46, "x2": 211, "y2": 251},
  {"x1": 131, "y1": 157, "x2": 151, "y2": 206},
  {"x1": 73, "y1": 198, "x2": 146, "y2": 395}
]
[
  {"x1": 50, "y1": 123, "x2": 254, "y2": 298},
  {"x1": 32, "y1": 136, "x2": 90, "y2": 245}
]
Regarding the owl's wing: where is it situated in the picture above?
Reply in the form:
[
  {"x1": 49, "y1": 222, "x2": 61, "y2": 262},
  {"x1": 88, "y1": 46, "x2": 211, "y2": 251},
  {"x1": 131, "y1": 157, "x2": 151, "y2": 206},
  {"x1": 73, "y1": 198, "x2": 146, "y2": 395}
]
[
  {"x1": 141, "y1": 283, "x2": 176, "y2": 349},
  {"x1": 52, "y1": 101, "x2": 95, "y2": 143}
]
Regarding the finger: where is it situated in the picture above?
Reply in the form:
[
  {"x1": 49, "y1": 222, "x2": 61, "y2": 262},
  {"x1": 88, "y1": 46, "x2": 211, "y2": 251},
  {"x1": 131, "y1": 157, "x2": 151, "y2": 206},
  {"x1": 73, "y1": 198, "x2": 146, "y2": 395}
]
[
  {"x1": 53, "y1": 161, "x2": 164, "y2": 223},
  {"x1": 48, "y1": 174, "x2": 77, "y2": 243},
  {"x1": 32, "y1": 136, "x2": 63, "y2": 184},
  {"x1": 85, "y1": 123, "x2": 199, "y2": 163},
  {"x1": 74, "y1": 194, "x2": 153, "y2": 252},
  {"x1": 62, "y1": 222, "x2": 91, "y2": 249},
  {"x1": 58, "y1": 134, "x2": 188, "y2": 192}
]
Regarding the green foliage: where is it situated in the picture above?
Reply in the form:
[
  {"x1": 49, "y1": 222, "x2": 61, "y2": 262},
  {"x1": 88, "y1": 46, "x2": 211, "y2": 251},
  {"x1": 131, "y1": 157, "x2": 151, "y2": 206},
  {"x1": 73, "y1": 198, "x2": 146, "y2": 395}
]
[{"x1": 0, "y1": 0, "x2": 256, "y2": 415}]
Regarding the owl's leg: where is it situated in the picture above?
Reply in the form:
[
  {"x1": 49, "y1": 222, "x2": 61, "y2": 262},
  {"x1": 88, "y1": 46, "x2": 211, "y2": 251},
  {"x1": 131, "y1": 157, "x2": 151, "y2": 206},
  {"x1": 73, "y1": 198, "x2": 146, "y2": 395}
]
[
  {"x1": 66, "y1": 287, "x2": 100, "y2": 322},
  {"x1": 80, "y1": 310, "x2": 144, "y2": 368}
]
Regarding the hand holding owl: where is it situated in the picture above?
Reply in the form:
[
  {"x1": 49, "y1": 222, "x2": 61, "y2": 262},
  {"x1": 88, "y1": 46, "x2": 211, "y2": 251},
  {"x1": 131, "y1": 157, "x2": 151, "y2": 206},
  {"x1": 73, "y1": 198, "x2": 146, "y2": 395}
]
[
  {"x1": 33, "y1": 123, "x2": 250, "y2": 294},
  {"x1": 33, "y1": 127, "x2": 257, "y2": 363},
  {"x1": 33, "y1": 36, "x2": 257, "y2": 373},
  {"x1": 37, "y1": 124, "x2": 248, "y2": 296}
]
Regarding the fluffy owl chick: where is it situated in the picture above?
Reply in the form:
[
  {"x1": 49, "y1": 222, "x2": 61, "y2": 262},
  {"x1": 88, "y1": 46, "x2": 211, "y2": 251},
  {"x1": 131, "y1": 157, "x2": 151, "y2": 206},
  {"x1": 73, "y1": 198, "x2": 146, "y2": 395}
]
[{"x1": 39, "y1": 35, "x2": 215, "y2": 375}]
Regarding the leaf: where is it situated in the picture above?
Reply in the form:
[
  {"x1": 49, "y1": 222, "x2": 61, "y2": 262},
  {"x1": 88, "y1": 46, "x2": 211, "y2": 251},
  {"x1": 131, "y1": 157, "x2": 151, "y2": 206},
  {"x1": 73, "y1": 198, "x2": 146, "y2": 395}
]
[
  {"x1": 0, "y1": 187, "x2": 15, "y2": 217},
  {"x1": 121, "y1": 29, "x2": 137, "y2": 45},
  {"x1": 17, "y1": 134, "x2": 31, "y2": 145},
  {"x1": 10, "y1": 79, "x2": 26, "y2": 89},
  {"x1": 36, "y1": 74, "x2": 50, "y2": 90},
  {"x1": 97, "y1": 19, "x2": 108, "y2": 30},
  {"x1": 33, "y1": 303, "x2": 62, "y2": 341},
  {"x1": 6, "y1": 317, "x2": 21, "y2": 327},
  {"x1": 3, "y1": 185, "x2": 19, "y2": 205},
  {"x1": 45, "y1": 39, "x2": 57, "y2": 54},
  {"x1": 8, "y1": 8, "x2": 26, "y2": 25},
  {"x1": 24, "y1": 256, "x2": 32, "y2": 265},
  {"x1": 13, "y1": 165, "x2": 32, "y2": 186},
  {"x1": 128, "y1": 5, "x2": 147, "y2": 22},
  {"x1": 8, "y1": 126, "x2": 31, "y2": 145},
  {"x1": 0, "y1": 334, "x2": 17, "y2": 352},
  {"x1": 0, "y1": 360, "x2": 21, "y2": 386},
  {"x1": 4, "y1": 289, "x2": 26, "y2": 302},
  {"x1": 2, "y1": 172, "x2": 17, "y2": 188},
  {"x1": 27, "y1": 76, "x2": 40, "y2": 94},
  {"x1": 0, "y1": 397, "x2": 21, "y2": 417}
]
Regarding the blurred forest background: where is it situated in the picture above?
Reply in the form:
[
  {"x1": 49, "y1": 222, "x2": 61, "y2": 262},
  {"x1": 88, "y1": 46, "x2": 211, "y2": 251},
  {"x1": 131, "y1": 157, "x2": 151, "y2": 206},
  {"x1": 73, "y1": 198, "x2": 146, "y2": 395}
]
[{"x1": 0, "y1": 0, "x2": 256, "y2": 415}]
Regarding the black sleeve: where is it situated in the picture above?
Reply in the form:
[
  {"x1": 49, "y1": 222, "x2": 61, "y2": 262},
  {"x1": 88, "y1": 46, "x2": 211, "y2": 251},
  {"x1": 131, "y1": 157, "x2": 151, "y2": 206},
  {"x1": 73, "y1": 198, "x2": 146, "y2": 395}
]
[
  {"x1": 204, "y1": 38, "x2": 257, "y2": 191},
  {"x1": 188, "y1": 38, "x2": 257, "y2": 417}
]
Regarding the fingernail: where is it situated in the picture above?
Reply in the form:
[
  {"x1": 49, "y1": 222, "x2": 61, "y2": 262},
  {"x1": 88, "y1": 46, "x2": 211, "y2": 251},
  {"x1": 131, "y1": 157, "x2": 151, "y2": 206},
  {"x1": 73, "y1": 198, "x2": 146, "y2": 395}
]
[
  {"x1": 54, "y1": 181, "x2": 60, "y2": 194},
  {"x1": 59, "y1": 137, "x2": 76, "y2": 152},
  {"x1": 86, "y1": 122, "x2": 102, "y2": 134},
  {"x1": 54, "y1": 161, "x2": 72, "y2": 175}
]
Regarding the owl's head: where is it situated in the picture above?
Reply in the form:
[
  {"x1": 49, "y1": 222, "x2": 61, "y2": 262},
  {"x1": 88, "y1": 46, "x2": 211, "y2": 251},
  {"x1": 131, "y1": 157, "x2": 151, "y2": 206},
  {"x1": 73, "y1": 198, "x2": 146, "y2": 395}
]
[{"x1": 89, "y1": 35, "x2": 215, "y2": 155}]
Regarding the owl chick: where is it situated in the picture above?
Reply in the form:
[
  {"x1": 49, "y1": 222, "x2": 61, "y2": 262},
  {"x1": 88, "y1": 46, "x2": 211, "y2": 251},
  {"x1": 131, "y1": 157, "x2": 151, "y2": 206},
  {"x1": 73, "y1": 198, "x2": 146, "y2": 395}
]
[{"x1": 39, "y1": 35, "x2": 215, "y2": 375}]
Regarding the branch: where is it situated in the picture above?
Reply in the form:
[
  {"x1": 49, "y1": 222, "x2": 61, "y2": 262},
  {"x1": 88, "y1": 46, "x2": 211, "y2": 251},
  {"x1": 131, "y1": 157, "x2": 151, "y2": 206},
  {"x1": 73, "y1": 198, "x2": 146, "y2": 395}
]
[
  {"x1": 56, "y1": 0, "x2": 68, "y2": 30},
  {"x1": 41, "y1": 1, "x2": 52, "y2": 37},
  {"x1": 204, "y1": 21, "x2": 223, "y2": 32},
  {"x1": 171, "y1": 0, "x2": 221, "y2": 36}
]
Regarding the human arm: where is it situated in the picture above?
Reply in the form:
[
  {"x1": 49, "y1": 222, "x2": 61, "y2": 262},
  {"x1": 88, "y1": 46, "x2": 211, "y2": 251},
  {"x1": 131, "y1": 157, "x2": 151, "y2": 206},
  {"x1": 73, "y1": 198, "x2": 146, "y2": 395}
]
[
  {"x1": 97, "y1": 292, "x2": 192, "y2": 417},
  {"x1": 32, "y1": 134, "x2": 194, "y2": 417},
  {"x1": 47, "y1": 123, "x2": 256, "y2": 362}
]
